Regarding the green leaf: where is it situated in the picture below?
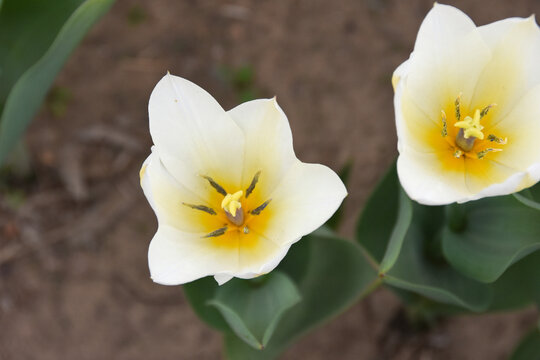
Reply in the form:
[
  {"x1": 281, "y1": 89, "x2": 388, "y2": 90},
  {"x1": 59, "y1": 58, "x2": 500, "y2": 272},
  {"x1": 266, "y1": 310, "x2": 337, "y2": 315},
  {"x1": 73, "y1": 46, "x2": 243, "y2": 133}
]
[
  {"x1": 183, "y1": 277, "x2": 230, "y2": 332},
  {"x1": 514, "y1": 182, "x2": 540, "y2": 211},
  {"x1": 489, "y1": 250, "x2": 540, "y2": 311},
  {"x1": 510, "y1": 328, "x2": 540, "y2": 360},
  {"x1": 357, "y1": 162, "x2": 492, "y2": 311},
  {"x1": 326, "y1": 160, "x2": 353, "y2": 230},
  {"x1": 379, "y1": 187, "x2": 412, "y2": 274},
  {"x1": 382, "y1": 205, "x2": 492, "y2": 311},
  {"x1": 224, "y1": 233, "x2": 379, "y2": 359},
  {"x1": 442, "y1": 195, "x2": 540, "y2": 283},
  {"x1": 356, "y1": 161, "x2": 400, "y2": 262},
  {"x1": 208, "y1": 272, "x2": 301, "y2": 350},
  {"x1": 0, "y1": 0, "x2": 115, "y2": 164}
]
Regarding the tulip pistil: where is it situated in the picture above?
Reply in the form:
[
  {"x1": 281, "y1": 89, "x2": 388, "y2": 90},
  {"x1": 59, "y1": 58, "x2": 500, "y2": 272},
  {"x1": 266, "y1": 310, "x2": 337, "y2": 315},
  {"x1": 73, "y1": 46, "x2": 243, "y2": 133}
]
[
  {"x1": 188, "y1": 175, "x2": 273, "y2": 238},
  {"x1": 222, "y1": 190, "x2": 244, "y2": 226},
  {"x1": 441, "y1": 95, "x2": 506, "y2": 160}
]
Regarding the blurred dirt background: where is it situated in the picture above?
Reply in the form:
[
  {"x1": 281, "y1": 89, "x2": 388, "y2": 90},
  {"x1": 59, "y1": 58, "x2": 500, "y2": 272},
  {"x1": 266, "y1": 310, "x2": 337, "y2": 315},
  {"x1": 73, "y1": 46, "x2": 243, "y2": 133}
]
[{"x1": 0, "y1": 0, "x2": 539, "y2": 359}]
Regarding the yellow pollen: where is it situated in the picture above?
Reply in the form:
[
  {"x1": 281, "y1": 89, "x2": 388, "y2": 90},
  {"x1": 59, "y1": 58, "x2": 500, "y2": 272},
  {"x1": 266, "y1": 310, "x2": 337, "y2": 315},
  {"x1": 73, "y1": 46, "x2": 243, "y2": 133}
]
[
  {"x1": 221, "y1": 190, "x2": 243, "y2": 217},
  {"x1": 454, "y1": 109, "x2": 484, "y2": 140}
]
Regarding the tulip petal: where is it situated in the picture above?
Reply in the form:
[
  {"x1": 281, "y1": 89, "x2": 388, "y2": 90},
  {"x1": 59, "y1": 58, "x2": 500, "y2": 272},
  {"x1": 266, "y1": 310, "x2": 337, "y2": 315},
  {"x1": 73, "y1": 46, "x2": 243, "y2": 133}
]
[
  {"x1": 227, "y1": 98, "x2": 296, "y2": 197},
  {"x1": 248, "y1": 160, "x2": 347, "y2": 246},
  {"x1": 397, "y1": 147, "x2": 469, "y2": 205},
  {"x1": 404, "y1": 4, "x2": 490, "y2": 120},
  {"x1": 149, "y1": 73, "x2": 245, "y2": 202},
  {"x1": 140, "y1": 149, "x2": 225, "y2": 233},
  {"x1": 488, "y1": 85, "x2": 540, "y2": 189},
  {"x1": 149, "y1": 224, "x2": 290, "y2": 286},
  {"x1": 148, "y1": 225, "x2": 237, "y2": 285},
  {"x1": 473, "y1": 17, "x2": 540, "y2": 127}
]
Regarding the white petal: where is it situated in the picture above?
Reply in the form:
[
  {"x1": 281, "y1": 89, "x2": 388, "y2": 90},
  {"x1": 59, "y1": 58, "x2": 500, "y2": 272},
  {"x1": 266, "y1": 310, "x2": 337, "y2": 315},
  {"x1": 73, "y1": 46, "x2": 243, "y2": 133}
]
[
  {"x1": 249, "y1": 160, "x2": 347, "y2": 246},
  {"x1": 148, "y1": 225, "x2": 238, "y2": 286},
  {"x1": 392, "y1": 59, "x2": 409, "y2": 91},
  {"x1": 227, "y1": 98, "x2": 296, "y2": 195},
  {"x1": 473, "y1": 16, "x2": 540, "y2": 124},
  {"x1": 149, "y1": 224, "x2": 292, "y2": 286},
  {"x1": 404, "y1": 4, "x2": 490, "y2": 119},
  {"x1": 213, "y1": 273, "x2": 233, "y2": 285},
  {"x1": 213, "y1": 242, "x2": 292, "y2": 285},
  {"x1": 140, "y1": 149, "x2": 225, "y2": 233},
  {"x1": 397, "y1": 147, "x2": 470, "y2": 205},
  {"x1": 149, "y1": 73, "x2": 245, "y2": 198},
  {"x1": 488, "y1": 84, "x2": 540, "y2": 190}
]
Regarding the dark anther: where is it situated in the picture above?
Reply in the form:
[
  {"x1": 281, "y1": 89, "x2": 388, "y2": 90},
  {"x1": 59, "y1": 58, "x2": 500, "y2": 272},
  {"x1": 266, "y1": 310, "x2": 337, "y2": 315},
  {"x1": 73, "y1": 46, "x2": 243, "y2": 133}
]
[
  {"x1": 250, "y1": 199, "x2": 271, "y2": 215},
  {"x1": 182, "y1": 203, "x2": 216, "y2": 215},
  {"x1": 201, "y1": 175, "x2": 227, "y2": 196},
  {"x1": 245, "y1": 171, "x2": 261, "y2": 198},
  {"x1": 203, "y1": 226, "x2": 228, "y2": 238}
]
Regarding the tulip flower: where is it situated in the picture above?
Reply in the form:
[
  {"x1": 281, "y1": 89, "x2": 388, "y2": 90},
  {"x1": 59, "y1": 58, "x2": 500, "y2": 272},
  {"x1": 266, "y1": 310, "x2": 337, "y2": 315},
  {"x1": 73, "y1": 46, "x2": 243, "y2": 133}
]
[
  {"x1": 393, "y1": 4, "x2": 540, "y2": 205},
  {"x1": 140, "y1": 73, "x2": 346, "y2": 285}
]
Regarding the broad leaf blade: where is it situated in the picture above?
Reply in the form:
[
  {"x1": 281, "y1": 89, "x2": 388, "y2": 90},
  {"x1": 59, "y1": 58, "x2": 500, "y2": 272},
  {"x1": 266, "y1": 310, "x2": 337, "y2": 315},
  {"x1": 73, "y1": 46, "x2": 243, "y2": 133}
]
[
  {"x1": 383, "y1": 204, "x2": 492, "y2": 311},
  {"x1": 442, "y1": 195, "x2": 540, "y2": 283},
  {"x1": 356, "y1": 162, "x2": 400, "y2": 262},
  {"x1": 224, "y1": 233, "x2": 379, "y2": 359},
  {"x1": 183, "y1": 277, "x2": 230, "y2": 332},
  {"x1": 0, "y1": 0, "x2": 115, "y2": 164},
  {"x1": 208, "y1": 272, "x2": 301, "y2": 350},
  {"x1": 489, "y1": 250, "x2": 540, "y2": 311},
  {"x1": 0, "y1": 0, "x2": 83, "y2": 102},
  {"x1": 357, "y1": 162, "x2": 492, "y2": 311},
  {"x1": 514, "y1": 182, "x2": 540, "y2": 211},
  {"x1": 379, "y1": 187, "x2": 412, "y2": 274}
]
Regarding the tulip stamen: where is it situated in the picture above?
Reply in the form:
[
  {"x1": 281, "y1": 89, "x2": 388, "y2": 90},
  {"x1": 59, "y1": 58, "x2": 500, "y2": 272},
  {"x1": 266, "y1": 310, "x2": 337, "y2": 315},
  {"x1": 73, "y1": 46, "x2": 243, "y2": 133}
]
[
  {"x1": 441, "y1": 110, "x2": 448, "y2": 137},
  {"x1": 245, "y1": 171, "x2": 261, "y2": 198},
  {"x1": 250, "y1": 199, "x2": 272, "y2": 215},
  {"x1": 477, "y1": 148, "x2": 503, "y2": 159},
  {"x1": 182, "y1": 203, "x2": 217, "y2": 215},
  {"x1": 480, "y1": 103, "x2": 497, "y2": 118},
  {"x1": 455, "y1": 93, "x2": 462, "y2": 121},
  {"x1": 202, "y1": 175, "x2": 227, "y2": 196},
  {"x1": 453, "y1": 149, "x2": 463, "y2": 158},
  {"x1": 487, "y1": 134, "x2": 507, "y2": 145},
  {"x1": 203, "y1": 226, "x2": 228, "y2": 238}
]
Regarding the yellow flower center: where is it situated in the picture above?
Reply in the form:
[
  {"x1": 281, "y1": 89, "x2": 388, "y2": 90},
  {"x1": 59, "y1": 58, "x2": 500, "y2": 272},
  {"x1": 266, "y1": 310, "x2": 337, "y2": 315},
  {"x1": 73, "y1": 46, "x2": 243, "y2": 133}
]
[
  {"x1": 454, "y1": 109, "x2": 484, "y2": 140},
  {"x1": 182, "y1": 172, "x2": 271, "y2": 239},
  {"x1": 440, "y1": 94, "x2": 507, "y2": 159},
  {"x1": 221, "y1": 190, "x2": 243, "y2": 217},
  {"x1": 221, "y1": 190, "x2": 244, "y2": 226}
]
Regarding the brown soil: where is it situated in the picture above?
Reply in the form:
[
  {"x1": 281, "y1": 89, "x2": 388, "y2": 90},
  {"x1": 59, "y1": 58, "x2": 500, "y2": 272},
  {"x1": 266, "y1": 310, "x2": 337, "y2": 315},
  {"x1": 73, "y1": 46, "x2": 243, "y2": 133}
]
[{"x1": 1, "y1": 0, "x2": 539, "y2": 359}]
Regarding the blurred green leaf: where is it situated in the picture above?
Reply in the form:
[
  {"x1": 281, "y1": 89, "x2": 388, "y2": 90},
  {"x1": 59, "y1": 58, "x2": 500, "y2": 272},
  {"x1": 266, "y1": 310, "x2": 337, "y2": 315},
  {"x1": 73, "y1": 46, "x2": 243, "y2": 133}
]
[
  {"x1": 510, "y1": 327, "x2": 540, "y2": 360},
  {"x1": 379, "y1": 187, "x2": 412, "y2": 274},
  {"x1": 357, "y1": 163, "x2": 492, "y2": 311},
  {"x1": 224, "y1": 233, "x2": 379, "y2": 359},
  {"x1": 0, "y1": 0, "x2": 115, "y2": 165},
  {"x1": 183, "y1": 276, "x2": 230, "y2": 332},
  {"x1": 356, "y1": 162, "x2": 400, "y2": 262},
  {"x1": 488, "y1": 250, "x2": 540, "y2": 311},
  {"x1": 326, "y1": 160, "x2": 353, "y2": 230},
  {"x1": 514, "y1": 182, "x2": 540, "y2": 211},
  {"x1": 442, "y1": 195, "x2": 540, "y2": 283},
  {"x1": 208, "y1": 272, "x2": 301, "y2": 350}
]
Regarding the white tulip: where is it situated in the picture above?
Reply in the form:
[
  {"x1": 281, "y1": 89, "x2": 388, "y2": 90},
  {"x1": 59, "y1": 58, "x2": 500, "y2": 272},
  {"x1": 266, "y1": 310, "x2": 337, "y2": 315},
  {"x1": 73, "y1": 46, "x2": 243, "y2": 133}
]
[
  {"x1": 393, "y1": 4, "x2": 540, "y2": 205},
  {"x1": 140, "y1": 73, "x2": 347, "y2": 285}
]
